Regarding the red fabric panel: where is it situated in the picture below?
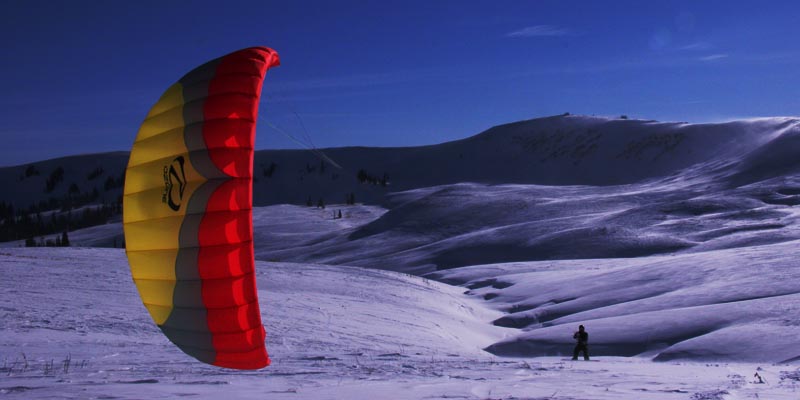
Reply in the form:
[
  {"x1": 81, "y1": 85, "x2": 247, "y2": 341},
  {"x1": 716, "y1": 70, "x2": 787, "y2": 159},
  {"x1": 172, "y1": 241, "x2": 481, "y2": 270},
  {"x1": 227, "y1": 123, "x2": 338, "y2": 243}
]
[
  {"x1": 202, "y1": 178, "x2": 252, "y2": 213},
  {"x1": 195, "y1": 47, "x2": 278, "y2": 369},
  {"x1": 197, "y1": 208, "x2": 252, "y2": 247},
  {"x1": 204, "y1": 48, "x2": 277, "y2": 177},
  {"x1": 200, "y1": 275, "x2": 257, "y2": 309},
  {"x1": 202, "y1": 119, "x2": 256, "y2": 150},
  {"x1": 213, "y1": 341, "x2": 270, "y2": 369},
  {"x1": 212, "y1": 326, "x2": 267, "y2": 353},
  {"x1": 206, "y1": 300, "x2": 262, "y2": 333},
  {"x1": 197, "y1": 242, "x2": 254, "y2": 279}
]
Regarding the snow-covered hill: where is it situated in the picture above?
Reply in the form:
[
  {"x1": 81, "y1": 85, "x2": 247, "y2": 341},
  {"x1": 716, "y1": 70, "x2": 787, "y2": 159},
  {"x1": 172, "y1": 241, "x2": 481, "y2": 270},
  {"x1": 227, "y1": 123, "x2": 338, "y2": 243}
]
[
  {"x1": 10, "y1": 181, "x2": 800, "y2": 365},
  {"x1": 2, "y1": 248, "x2": 798, "y2": 399},
  {"x1": 430, "y1": 241, "x2": 800, "y2": 363},
  {"x1": 257, "y1": 176, "x2": 800, "y2": 273},
  {"x1": 3, "y1": 114, "x2": 800, "y2": 398},
  {"x1": 4, "y1": 115, "x2": 800, "y2": 209}
]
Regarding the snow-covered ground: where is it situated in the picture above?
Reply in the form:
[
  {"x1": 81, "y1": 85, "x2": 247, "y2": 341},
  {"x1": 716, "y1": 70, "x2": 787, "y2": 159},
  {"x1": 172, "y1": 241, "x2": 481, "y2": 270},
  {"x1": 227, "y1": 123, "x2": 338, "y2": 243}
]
[
  {"x1": 2, "y1": 248, "x2": 799, "y2": 399},
  {"x1": 431, "y1": 242, "x2": 800, "y2": 363},
  {"x1": 3, "y1": 115, "x2": 800, "y2": 398},
  {"x1": 7, "y1": 174, "x2": 800, "y2": 368}
]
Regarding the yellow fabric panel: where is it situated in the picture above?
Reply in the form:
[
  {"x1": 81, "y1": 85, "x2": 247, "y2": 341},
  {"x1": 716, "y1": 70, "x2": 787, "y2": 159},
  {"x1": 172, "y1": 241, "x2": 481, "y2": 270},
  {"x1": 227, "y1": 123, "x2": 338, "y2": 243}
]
[
  {"x1": 128, "y1": 249, "x2": 179, "y2": 280},
  {"x1": 124, "y1": 216, "x2": 183, "y2": 251},
  {"x1": 135, "y1": 279, "x2": 175, "y2": 325},
  {"x1": 128, "y1": 127, "x2": 189, "y2": 167},
  {"x1": 136, "y1": 107, "x2": 187, "y2": 143},
  {"x1": 135, "y1": 279, "x2": 176, "y2": 307},
  {"x1": 122, "y1": 187, "x2": 172, "y2": 224},
  {"x1": 136, "y1": 96, "x2": 187, "y2": 143},
  {"x1": 122, "y1": 180, "x2": 206, "y2": 224},
  {"x1": 144, "y1": 303, "x2": 173, "y2": 326},
  {"x1": 123, "y1": 82, "x2": 207, "y2": 327},
  {"x1": 123, "y1": 154, "x2": 205, "y2": 195},
  {"x1": 146, "y1": 83, "x2": 184, "y2": 118}
]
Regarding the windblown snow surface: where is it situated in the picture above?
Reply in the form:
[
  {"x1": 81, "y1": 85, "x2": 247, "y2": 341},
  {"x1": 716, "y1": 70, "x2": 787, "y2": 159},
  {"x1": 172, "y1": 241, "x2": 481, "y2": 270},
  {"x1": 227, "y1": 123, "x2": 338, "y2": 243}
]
[
  {"x1": 2, "y1": 248, "x2": 798, "y2": 399},
  {"x1": 3, "y1": 115, "x2": 800, "y2": 398}
]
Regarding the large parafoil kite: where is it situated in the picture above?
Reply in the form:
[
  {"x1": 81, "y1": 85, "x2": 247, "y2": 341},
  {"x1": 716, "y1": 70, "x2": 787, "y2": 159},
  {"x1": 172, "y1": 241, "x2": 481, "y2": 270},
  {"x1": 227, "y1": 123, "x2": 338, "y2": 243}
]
[{"x1": 123, "y1": 47, "x2": 279, "y2": 370}]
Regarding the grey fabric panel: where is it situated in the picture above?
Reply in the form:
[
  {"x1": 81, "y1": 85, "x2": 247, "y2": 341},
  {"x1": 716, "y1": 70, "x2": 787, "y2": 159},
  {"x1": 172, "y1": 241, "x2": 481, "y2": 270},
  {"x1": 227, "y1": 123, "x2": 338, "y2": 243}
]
[
  {"x1": 181, "y1": 83, "x2": 212, "y2": 104},
  {"x1": 160, "y1": 325, "x2": 215, "y2": 351},
  {"x1": 159, "y1": 326, "x2": 215, "y2": 364},
  {"x1": 158, "y1": 71, "x2": 221, "y2": 366},
  {"x1": 174, "y1": 178, "x2": 226, "y2": 252},
  {"x1": 160, "y1": 306, "x2": 210, "y2": 332},
  {"x1": 184, "y1": 179, "x2": 226, "y2": 216},
  {"x1": 181, "y1": 99, "x2": 206, "y2": 126},
  {"x1": 170, "y1": 280, "x2": 205, "y2": 308},
  {"x1": 183, "y1": 121, "x2": 228, "y2": 180},
  {"x1": 179, "y1": 57, "x2": 222, "y2": 86},
  {"x1": 163, "y1": 179, "x2": 225, "y2": 352},
  {"x1": 180, "y1": 61, "x2": 226, "y2": 181},
  {"x1": 173, "y1": 247, "x2": 200, "y2": 280}
]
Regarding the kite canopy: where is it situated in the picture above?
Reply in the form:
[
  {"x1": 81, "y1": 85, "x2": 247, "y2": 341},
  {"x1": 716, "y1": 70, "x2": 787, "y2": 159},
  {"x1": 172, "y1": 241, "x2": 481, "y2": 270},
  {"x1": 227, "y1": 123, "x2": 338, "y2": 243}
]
[{"x1": 123, "y1": 47, "x2": 280, "y2": 370}]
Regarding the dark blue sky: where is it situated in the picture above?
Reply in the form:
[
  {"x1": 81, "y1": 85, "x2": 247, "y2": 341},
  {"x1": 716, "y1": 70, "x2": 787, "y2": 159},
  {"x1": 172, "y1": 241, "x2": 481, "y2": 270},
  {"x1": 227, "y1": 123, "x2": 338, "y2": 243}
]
[{"x1": 2, "y1": 0, "x2": 799, "y2": 166}]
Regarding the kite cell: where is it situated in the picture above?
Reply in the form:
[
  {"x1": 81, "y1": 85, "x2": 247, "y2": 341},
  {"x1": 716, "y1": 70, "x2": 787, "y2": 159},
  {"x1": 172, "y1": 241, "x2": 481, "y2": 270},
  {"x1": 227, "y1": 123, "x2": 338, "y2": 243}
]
[{"x1": 123, "y1": 47, "x2": 280, "y2": 370}]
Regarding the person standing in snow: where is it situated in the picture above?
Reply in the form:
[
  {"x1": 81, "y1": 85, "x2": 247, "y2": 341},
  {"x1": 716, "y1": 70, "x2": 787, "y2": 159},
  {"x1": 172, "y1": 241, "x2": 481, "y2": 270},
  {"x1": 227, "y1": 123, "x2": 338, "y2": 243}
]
[{"x1": 572, "y1": 325, "x2": 589, "y2": 360}]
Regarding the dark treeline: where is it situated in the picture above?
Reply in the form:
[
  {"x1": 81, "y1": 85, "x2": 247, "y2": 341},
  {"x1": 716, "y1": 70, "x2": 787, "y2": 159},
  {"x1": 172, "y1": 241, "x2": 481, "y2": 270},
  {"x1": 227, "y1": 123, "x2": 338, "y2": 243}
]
[
  {"x1": 26, "y1": 231, "x2": 70, "y2": 247},
  {"x1": 1, "y1": 163, "x2": 127, "y2": 243},
  {"x1": 0, "y1": 198, "x2": 121, "y2": 243},
  {"x1": 356, "y1": 169, "x2": 389, "y2": 186}
]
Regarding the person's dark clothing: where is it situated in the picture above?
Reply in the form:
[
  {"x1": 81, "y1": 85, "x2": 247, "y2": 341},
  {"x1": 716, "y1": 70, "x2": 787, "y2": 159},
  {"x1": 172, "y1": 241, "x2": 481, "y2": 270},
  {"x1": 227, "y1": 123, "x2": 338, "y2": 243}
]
[{"x1": 572, "y1": 330, "x2": 589, "y2": 360}]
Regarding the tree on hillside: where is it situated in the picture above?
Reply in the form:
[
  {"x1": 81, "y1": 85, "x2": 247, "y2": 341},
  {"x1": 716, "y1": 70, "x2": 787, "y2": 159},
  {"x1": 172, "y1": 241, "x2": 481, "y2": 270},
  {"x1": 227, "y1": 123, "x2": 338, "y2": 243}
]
[
  {"x1": 86, "y1": 167, "x2": 104, "y2": 180},
  {"x1": 103, "y1": 172, "x2": 125, "y2": 191},
  {"x1": 45, "y1": 166, "x2": 65, "y2": 193},
  {"x1": 25, "y1": 165, "x2": 40, "y2": 178},
  {"x1": 61, "y1": 231, "x2": 70, "y2": 247},
  {"x1": 262, "y1": 162, "x2": 277, "y2": 177}
]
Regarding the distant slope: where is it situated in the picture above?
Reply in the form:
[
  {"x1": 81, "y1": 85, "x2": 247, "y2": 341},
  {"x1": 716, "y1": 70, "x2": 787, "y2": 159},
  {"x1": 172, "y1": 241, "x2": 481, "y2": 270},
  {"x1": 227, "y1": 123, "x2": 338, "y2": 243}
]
[
  {"x1": 0, "y1": 151, "x2": 128, "y2": 208},
  {"x1": 4, "y1": 115, "x2": 799, "y2": 210},
  {"x1": 429, "y1": 240, "x2": 800, "y2": 363},
  {"x1": 256, "y1": 176, "x2": 800, "y2": 273}
]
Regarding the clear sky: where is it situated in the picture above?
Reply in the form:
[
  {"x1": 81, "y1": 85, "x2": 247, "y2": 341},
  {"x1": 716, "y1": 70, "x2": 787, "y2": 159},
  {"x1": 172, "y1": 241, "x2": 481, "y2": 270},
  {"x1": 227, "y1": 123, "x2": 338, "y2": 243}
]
[{"x1": 2, "y1": 0, "x2": 799, "y2": 166}]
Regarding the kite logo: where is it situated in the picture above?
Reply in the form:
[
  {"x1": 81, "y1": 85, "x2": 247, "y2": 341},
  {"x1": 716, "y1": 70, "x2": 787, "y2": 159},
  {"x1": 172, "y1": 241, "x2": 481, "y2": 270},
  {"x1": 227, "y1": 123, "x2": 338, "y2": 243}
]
[{"x1": 162, "y1": 156, "x2": 187, "y2": 211}]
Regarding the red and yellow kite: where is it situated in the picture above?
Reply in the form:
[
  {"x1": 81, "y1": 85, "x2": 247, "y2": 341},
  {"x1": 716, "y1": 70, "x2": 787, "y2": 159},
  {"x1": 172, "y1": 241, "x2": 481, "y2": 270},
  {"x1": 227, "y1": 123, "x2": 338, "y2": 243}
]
[{"x1": 123, "y1": 47, "x2": 279, "y2": 370}]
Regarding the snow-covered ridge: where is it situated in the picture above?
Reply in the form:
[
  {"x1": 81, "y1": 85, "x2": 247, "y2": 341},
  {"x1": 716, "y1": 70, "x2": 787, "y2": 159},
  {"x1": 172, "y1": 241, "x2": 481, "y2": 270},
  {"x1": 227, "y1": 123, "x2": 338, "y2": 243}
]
[
  {"x1": 3, "y1": 115, "x2": 799, "y2": 208},
  {"x1": 245, "y1": 175, "x2": 800, "y2": 364},
  {"x1": 430, "y1": 241, "x2": 800, "y2": 363},
  {"x1": 4, "y1": 113, "x2": 800, "y2": 369}
]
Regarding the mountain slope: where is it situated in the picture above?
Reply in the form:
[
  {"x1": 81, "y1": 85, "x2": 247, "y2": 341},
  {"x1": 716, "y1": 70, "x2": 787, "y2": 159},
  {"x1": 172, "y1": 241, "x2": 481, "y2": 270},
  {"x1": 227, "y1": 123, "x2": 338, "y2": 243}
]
[
  {"x1": 429, "y1": 240, "x2": 800, "y2": 362},
  {"x1": 4, "y1": 115, "x2": 799, "y2": 210},
  {"x1": 5, "y1": 114, "x2": 800, "y2": 365}
]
